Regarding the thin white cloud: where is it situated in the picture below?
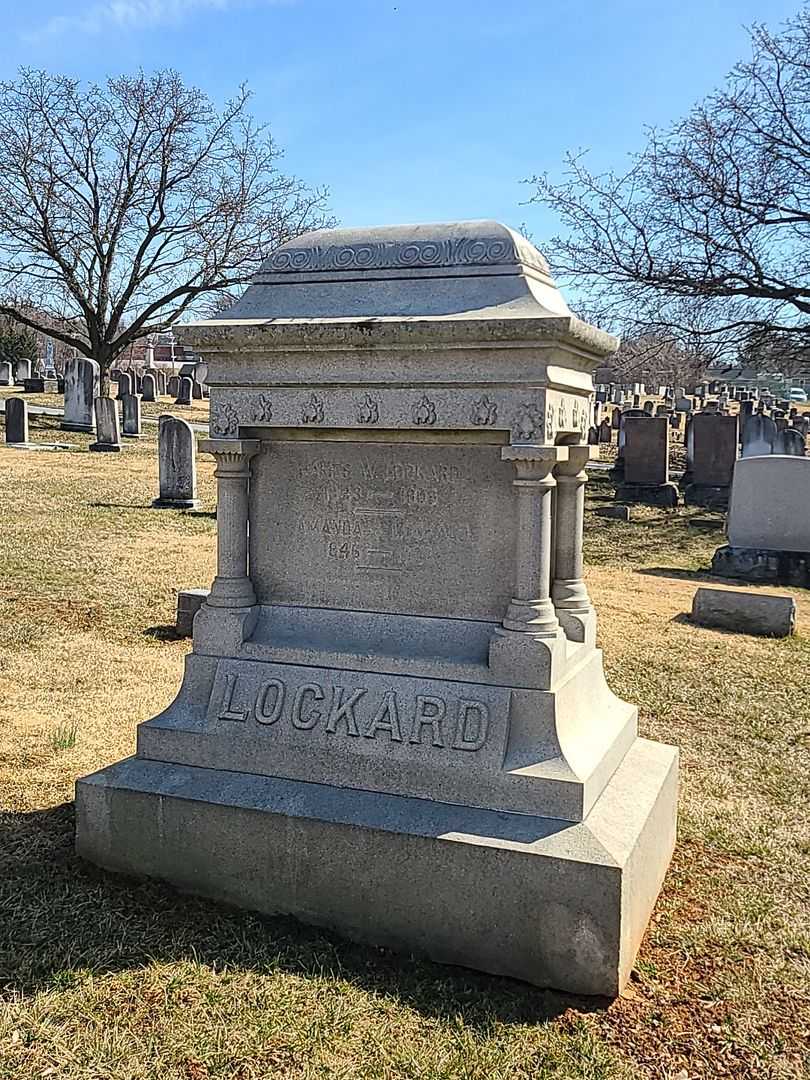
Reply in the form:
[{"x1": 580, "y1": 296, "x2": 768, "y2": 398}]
[{"x1": 24, "y1": 0, "x2": 282, "y2": 41}]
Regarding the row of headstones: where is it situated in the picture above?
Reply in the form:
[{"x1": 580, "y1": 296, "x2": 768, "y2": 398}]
[
  {"x1": 5, "y1": 395, "x2": 197, "y2": 508},
  {"x1": 0, "y1": 359, "x2": 35, "y2": 386},
  {"x1": 62, "y1": 357, "x2": 201, "y2": 434},
  {"x1": 113, "y1": 369, "x2": 207, "y2": 403}
]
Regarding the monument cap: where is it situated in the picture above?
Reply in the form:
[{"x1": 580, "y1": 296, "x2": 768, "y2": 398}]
[{"x1": 209, "y1": 219, "x2": 580, "y2": 325}]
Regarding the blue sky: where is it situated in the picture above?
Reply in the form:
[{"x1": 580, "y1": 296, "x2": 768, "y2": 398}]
[{"x1": 2, "y1": 0, "x2": 802, "y2": 250}]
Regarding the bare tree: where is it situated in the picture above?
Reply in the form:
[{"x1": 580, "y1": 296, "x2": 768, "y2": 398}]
[
  {"x1": 528, "y1": 7, "x2": 810, "y2": 355},
  {"x1": 0, "y1": 69, "x2": 332, "y2": 392}
]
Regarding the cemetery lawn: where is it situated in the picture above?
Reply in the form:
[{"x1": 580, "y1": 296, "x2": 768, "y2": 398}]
[{"x1": 1, "y1": 421, "x2": 809, "y2": 1080}]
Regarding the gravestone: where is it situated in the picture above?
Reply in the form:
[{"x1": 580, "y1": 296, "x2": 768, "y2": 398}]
[
  {"x1": 77, "y1": 220, "x2": 677, "y2": 998},
  {"x1": 121, "y1": 393, "x2": 143, "y2": 438},
  {"x1": 713, "y1": 455, "x2": 810, "y2": 584},
  {"x1": 116, "y1": 372, "x2": 132, "y2": 400},
  {"x1": 643, "y1": 400, "x2": 654, "y2": 414},
  {"x1": 14, "y1": 359, "x2": 31, "y2": 384},
  {"x1": 175, "y1": 376, "x2": 193, "y2": 406},
  {"x1": 141, "y1": 373, "x2": 157, "y2": 402},
  {"x1": 611, "y1": 407, "x2": 621, "y2": 429},
  {"x1": 741, "y1": 414, "x2": 776, "y2": 458},
  {"x1": 5, "y1": 397, "x2": 28, "y2": 444},
  {"x1": 0, "y1": 361, "x2": 12, "y2": 386},
  {"x1": 684, "y1": 413, "x2": 738, "y2": 507},
  {"x1": 89, "y1": 396, "x2": 122, "y2": 452},
  {"x1": 598, "y1": 418, "x2": 612, "y2": 443},
  {"x1": 152, "y1": 415, "x2": 199, "y2": 508},
  {"x1": 774, "y1": 427, "x2": 805, "y2": 456},
  {"x1": 167, "y1": 375, "x2": 180, "y2": 397},
  {"x1": 62, "y1": 357, "x2": 99, "y2": 433},
  {"x1": 617, "y1": 416, "x2": 677, "y2": 506}
]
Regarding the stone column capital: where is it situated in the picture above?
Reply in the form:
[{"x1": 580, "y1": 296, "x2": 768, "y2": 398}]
[
  {"x1": 554, "y1": 445, "x2": 598, "y2": 479},
  {"x1": 502, "y1": 445, "x2": 568, "y2": 484}
]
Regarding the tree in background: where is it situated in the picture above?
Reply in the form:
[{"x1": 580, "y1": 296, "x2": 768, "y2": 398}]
[
  {"x1": 528, "y1": 6, "x2": 810, "y2": 360},
  {"x1": 0, "y1": 69, "x2": 332, "y2": 393},
  {"x1": 0, "y1": 316, "x2": 38, "y2": 367}
]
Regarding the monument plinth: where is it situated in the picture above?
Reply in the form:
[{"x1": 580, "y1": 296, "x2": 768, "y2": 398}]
[{"x1": 76, "y1": 221, "x2": 677, "y2": 996}]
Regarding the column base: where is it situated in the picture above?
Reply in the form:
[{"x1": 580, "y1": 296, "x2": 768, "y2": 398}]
[
  {"x1": 193, "y1": 602, "x2": 258, "y2": 656},
  {"x1": 556, "y1": 606, "x2": 597, "y2": 646},
  {"x1": 488, "y1": 625, "x2": 568, "y2": 689}
]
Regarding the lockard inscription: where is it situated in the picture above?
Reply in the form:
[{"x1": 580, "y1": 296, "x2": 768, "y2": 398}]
[
  {"x1": 250, "y1": 440, "x2": 517, "y2": 620},
  {"x1": 206, "y1": 660, "x2": 511, "y2": 766}
]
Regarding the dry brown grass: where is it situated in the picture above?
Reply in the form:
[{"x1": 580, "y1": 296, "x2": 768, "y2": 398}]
[{"x1": 0, "y1": 412, "x2": 808, "y2": 1079}]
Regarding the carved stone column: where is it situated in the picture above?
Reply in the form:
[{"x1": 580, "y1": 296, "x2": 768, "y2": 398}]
[
  {"x1": 489, "y1": 446, "x2": 568, "y2": 688},
  {"x1": 552, "y1": 445, "x2": 597, "y2": 643},
  {"x1": 501, "y1": 446, "x2": 562, "y2": 635},
  {"x1": 202, "y1": 439, "x2": 260, "y2": 608}
]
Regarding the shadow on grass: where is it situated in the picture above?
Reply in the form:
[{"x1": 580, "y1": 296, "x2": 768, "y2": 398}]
[
  {"x1": 636, "y1": 566, "x2": 716, "y2": 583},
  {"x1": 143, "y1": 624, "x2": 186, "y2": 641},
  {"x1": 0, "y1": 803, "x2": 606, "y2": 1025}
]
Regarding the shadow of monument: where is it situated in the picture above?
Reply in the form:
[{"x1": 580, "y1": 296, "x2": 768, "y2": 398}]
[
  {"x1": 143, "y1": 624, "x2": 185, "y2": 641},
  {"x1": 0, "y1": 803, "x2": 607, "y2": 1023}
]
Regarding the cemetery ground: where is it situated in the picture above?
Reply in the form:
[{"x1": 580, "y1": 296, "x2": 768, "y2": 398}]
[{"x1": 1, "y1": 415, "x2": 808, "y2": 1080}]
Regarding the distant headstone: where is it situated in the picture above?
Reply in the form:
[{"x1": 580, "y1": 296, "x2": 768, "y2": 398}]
[
  {"x1": 0, "y1": 361, "x2": 12, "y2": 386},
  {"x1": 175, "y1": 376, "x2": 193, "y2": 406},
  {"x1": 773, "y1": 427, "x2": 806, "y2": 456},
  {"x1": 153, "y1": 415, "x2": 199, "y2": 508},
  {"x1": 89, "y1": 396, "x2": 122, "y2": 452},
  {"x1": 141, "y1": 373, "x2": 157, "y2": 402},
  {"x1": 617, "y1": 416, "x2": 678, "y2": 506},
  {"x1": 121, "y1": 393, "x2": 143, "y2": 438},
  {"x1": 712, "y1": 456, "x2": 810, "y2": 584},
  {"x1": 116, "y1": 372, "x2": 133, "y2": 400},
  {"x1": 62, "y1": 357, "x2": 99, "y2": 433},
  {"x1": 643, "y1": 400, "x2": 654, "y2": 414},
  {"x1": 741, "y1": 414, "x2": 776, "y2": 458},
  {"x1": 611, "y1": 408, "x2": 621, "y2": 430},
  {"x1": 598, "y1": 418, "x2": 612, "y2": 443},
  {"x1": 192, "y1": 379, "x2": 204, "y2": 400},
  {"x1": 167, "y1": 375, "x2": 180, "y2": 397},
  {"x1": 684, "y1": 413, "x2": 738, "y2": 507},
  {"x1": 14, "y1": 359, "x2": 31, "y2": 384},
  {"x1": 176, "y1": 588, "x2": 209, "y2": 636},
  {"x1": 5, "y1": 396, "x2": 28, "y2": 444}
]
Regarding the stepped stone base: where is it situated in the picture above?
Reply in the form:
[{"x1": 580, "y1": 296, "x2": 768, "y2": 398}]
[
  {"x1": 75, "y1": 737, "x2": 677, "y2": 997},
  {"x1": 712, "y1": 544, "x2": 810, "y2": 586}
]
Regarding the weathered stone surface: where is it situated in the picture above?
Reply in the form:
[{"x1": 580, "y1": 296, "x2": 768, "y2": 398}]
[
  {"x1": 89, "y1": 396, "x2": 121, "y2": 452},
  {"x1": 741, "y1": 414, "x2": 776, "y2": 457},
  {"x1": 175, "y1": 376, "x2": 193, "y2": 406},
  {"x1": 726, "y1": 455, "x2": 810, "y2": 552},
  {"x1": 177, "y1": 588, "x2": 209, "y2": 636},
  {"x1": 153, "y1": 415, "x2": 199, "y2": 508},
  {"x1": 141, "y1": 373, "x2": 157, "y2": 402},
  {"x1": 62, "y1": 357, "x2": 99, "y2": 433},
  {"x1": 121, "y1": 393, "x2": 143, "y2": 438},
  {"x1": 691, "y1": 586, "x2": 795, "y2": 637},
  {"x1": 77, "y1": 220, "x2": 676, "y2": 997},
  {"x1": 250, "y1": 435, "x2": 516, "y2": 622},
  {"x1": 116, "y1": 372, "x2": 133, "y2": 400},
  {"x1": 622, "y1": 416, "x2": 669, "y2": 485},
  {"x1": 5, "y1": 396, "x2": 28, "y2": 443},
  {"x1": 76, "y1": 736, "x2": 677, "y2": 997},
  {"x1": 773, "y1": 427, "x2": 806, "y2": 456},
  {"x1": 0, "y1": 361, "x2": 12, "y2": 386},
  {"x1": 14, "y1": 359, "x2": 31, "y2": 384}
]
